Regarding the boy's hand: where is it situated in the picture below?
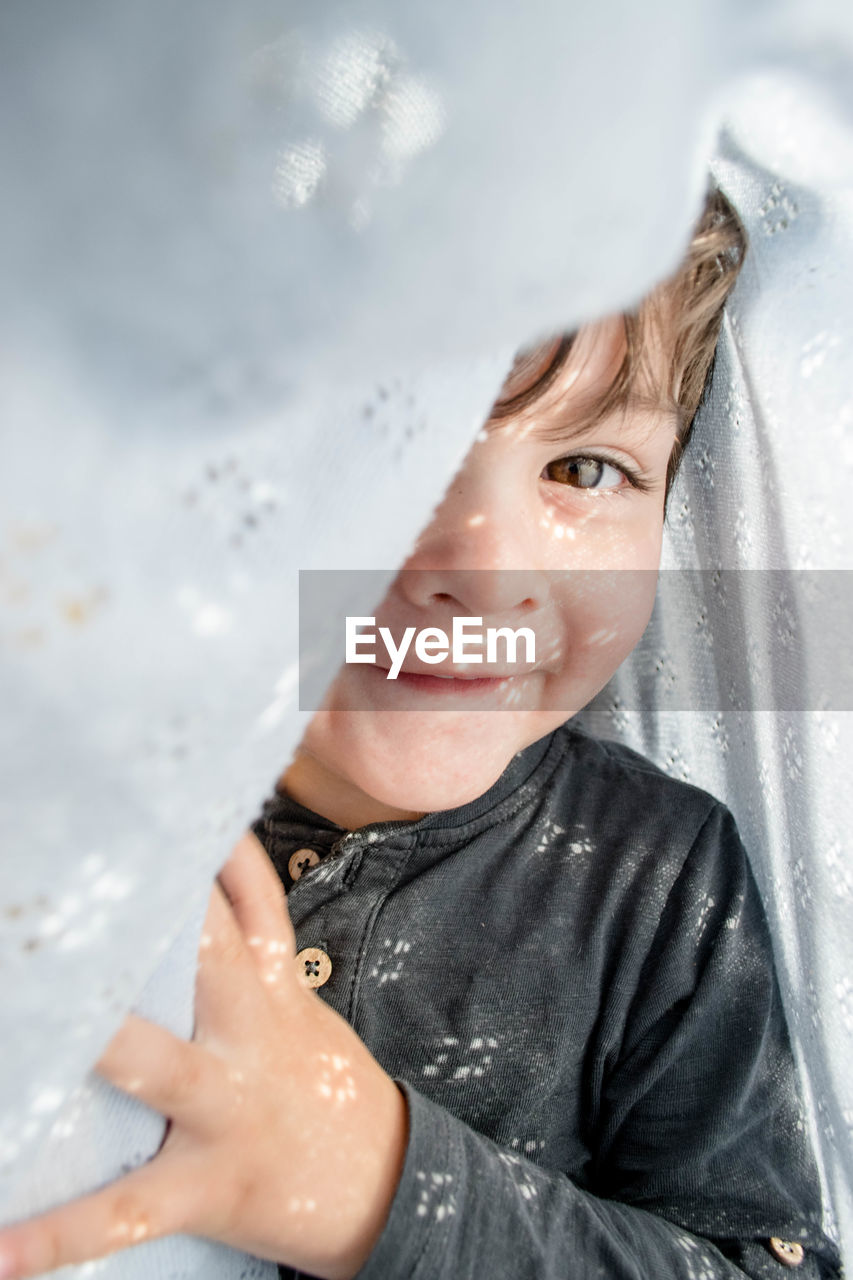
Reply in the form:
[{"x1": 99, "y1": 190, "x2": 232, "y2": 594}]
[{"x1": 0, "y1": 832, "x2": 409, "y2": 1280}]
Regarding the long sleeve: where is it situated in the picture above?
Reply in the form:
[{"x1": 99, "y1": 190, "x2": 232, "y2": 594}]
[{"x1": 351, "y1": 805, "x2": 842, "y2": 1280}]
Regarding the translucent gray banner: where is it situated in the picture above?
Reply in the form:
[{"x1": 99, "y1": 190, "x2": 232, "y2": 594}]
[{"x1": 298, "y1": 570, "x2": 853, "y2": 711}]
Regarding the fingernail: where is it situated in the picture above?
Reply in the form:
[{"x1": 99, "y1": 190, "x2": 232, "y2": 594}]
[{"x1": 0, "y1": 1251, "x2": 17, "y2": 1280}]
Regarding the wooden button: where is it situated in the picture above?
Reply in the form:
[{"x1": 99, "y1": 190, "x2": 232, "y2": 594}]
[
  {"x1": 288, "y1": 847, "x2": 321, "y2": 881},
  {"x1": 769, "y1": 1238, "x2": 805, "y2": 1267},
  {"x1": 296, "y1": 947, "x2": 332, "y2": 989}
]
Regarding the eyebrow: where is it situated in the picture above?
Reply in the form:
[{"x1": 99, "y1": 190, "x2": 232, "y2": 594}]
[{"x1": 485, "y1": 392, "x2": 675, "y2": 448}]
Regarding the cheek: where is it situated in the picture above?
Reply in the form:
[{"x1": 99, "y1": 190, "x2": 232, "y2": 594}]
[
  {"x1": 550, "y1": 565, "x2": 659, "y2": 685},
  {"x1": 539, "y1": 499, "x2": 665, "y2": 573}
]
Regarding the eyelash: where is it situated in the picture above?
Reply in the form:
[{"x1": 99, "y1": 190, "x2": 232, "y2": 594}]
[{"x1": 542, "y1": 452, "x2": 656, "y2": 496}]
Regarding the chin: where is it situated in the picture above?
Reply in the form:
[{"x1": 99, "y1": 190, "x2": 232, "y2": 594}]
[
  {"x1": 306, "y1": 707, "x2": 557, "y2": 818},
  {"x1": 367, "y1": 761, "x2": 506, "y2": 816}
]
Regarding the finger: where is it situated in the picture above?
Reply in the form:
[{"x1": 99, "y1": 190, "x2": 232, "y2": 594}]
[
  {"x1": 194, "y1": 882, "x2": 265, "y2": 1037},
  {"x1": 94, "y1": 1013, "x2": 231, "y2": 1138},
  {"x1": 217, "y1": 832, "x2": 296, "y2": 988},
  {"x1": 0, "y1": 1157, "x2": 203, "y2": 1280}
]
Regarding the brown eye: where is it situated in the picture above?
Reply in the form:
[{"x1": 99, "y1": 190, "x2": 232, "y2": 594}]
[{"x1": 544, "y1": 455, "x2": 626, "y2": 491}]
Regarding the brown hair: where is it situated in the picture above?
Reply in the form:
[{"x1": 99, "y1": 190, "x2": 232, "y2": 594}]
[{"x1": 488, "y1": 186, "x2": 748, "y2": 516}]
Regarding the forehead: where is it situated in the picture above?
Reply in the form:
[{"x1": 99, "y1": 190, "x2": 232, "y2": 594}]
[{"x1": 486, "y1": 313, "x2": 679, "y2": 449}]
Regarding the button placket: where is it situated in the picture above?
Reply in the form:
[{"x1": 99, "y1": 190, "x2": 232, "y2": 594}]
[{"x1": 285, "y1": 825, "x2": 415, "y2": 995}]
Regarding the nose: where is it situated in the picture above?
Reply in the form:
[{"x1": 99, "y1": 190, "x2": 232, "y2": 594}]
[{"x1": 395, "y1": 457, "x2": 551, "y2": 619}]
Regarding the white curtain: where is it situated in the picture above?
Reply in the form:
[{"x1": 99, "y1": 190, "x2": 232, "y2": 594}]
[{"x1": 1, "y1": 2, "x2": 851, "y2": 1274}]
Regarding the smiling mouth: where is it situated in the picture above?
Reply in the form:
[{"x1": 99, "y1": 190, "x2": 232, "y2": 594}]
[{"x1": 370, "y1": 665, "x2": 528, "y2": 692}]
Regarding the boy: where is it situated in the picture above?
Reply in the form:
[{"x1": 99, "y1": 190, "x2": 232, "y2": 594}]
[{"x1": 0, "y1": 190, "x2": 842, "y2": 1279}]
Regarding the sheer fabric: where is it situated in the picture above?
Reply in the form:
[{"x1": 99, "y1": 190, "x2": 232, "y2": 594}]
[{"x1": 1, "y1": 2, "x2": 851, "y2": 1275}]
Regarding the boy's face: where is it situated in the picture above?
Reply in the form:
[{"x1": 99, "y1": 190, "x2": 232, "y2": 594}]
[{"x1": 287, "y1": 313, "x2": 679, "y2": 825}]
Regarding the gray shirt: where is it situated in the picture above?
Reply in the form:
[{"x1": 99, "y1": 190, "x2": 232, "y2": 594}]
[{"x1": 250, "y1": 721, "x2": 842, "y2": 1280}]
